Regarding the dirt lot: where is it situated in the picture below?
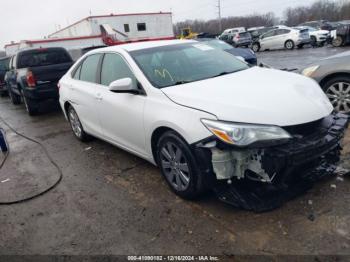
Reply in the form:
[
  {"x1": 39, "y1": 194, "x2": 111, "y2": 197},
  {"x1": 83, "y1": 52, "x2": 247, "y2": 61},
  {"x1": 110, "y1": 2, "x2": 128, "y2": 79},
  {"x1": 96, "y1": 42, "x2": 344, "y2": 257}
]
[{"x1": 0, "y1": 46, "x2": 349, "y2": 256}]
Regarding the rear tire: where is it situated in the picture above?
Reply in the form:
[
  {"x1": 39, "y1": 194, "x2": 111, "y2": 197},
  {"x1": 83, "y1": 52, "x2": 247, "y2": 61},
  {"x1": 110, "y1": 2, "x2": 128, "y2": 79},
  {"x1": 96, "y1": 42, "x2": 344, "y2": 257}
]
[
  {"x1": 332, "y1": 36, "x2": 344, "y2": 47},
  {"x1": 23, "y1": 95, "x2": 39, "y2": 116},
  {"x1": 9, "y1": 89, "x2": 21, "y2": 105},
  {"x1": 285, "y1": 40, "x2": 295, "y2": 50},
  {"x1": 156, "y1": 131, "x2": 208, "y2": 199},
  {"x1": 252, "y1": 42, "x2": 260, "y2": 52},
  {"x1": 67, "y1": 105, "x2": 92, "y2": 142}
]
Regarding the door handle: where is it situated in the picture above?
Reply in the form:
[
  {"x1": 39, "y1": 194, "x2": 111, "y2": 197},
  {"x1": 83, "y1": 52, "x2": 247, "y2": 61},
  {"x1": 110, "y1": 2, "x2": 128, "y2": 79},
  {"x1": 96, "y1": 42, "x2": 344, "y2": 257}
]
[{"x1": 95, "y1": 93, "x2": 103, "y2": 101}]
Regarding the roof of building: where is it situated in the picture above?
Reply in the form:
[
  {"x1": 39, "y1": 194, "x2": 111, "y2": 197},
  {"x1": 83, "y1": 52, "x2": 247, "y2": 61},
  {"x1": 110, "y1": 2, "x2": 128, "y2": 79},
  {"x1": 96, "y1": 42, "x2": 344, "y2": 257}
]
[{"x1": 48, "y1": 12, "x2": 172, "y2": 37}]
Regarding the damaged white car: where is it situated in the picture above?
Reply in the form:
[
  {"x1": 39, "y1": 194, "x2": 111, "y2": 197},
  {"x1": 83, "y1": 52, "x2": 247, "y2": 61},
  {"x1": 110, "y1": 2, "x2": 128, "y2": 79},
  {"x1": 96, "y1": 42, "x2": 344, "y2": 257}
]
[{"x1": 59, "y1": 40, "x2": 348, "y2": 211}]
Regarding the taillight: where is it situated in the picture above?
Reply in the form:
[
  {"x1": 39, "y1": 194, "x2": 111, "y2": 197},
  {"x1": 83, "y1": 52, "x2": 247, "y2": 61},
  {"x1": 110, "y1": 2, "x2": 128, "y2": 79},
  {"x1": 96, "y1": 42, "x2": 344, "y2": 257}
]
[
  {"x1": 57, "y1": 82, "x2": 61, "y2": 90},
  {"x1": 26, "y1": 71, "x2": 36, "y2": 88}
]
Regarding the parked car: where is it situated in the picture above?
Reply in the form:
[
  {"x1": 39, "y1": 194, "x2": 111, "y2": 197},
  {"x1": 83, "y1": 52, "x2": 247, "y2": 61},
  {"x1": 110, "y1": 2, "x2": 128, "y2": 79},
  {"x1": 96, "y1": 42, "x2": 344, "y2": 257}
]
[
  {"x1": 220, "y1": 27, "x2": 246, "y2": 35},
  {"x1": 299, "y1": 20, "x2": 335, "y2": 31},
  {"x1": 252, "y1": 27, "x2": 311, "y2": 52},
  {"x1": 294, "y1": 26, "x2": 330, "y2": 46},
  {"x1": 59, "y1": 40, "x2": 348, "y2": 211},
  {"x1": 5, "y1": 47, "x2": 73, "y2": 115},
  {"x1": 301, "y1": 50, "x2": 350, "y2": 113},
  {"x1": 0, "y1": 57, "x2": 10, "y2": 96},
  {"x1": 219, "y1": 31, "x2": 252, "y2": 47},
  {"x1": 332, "y1": 22, "x2": 350, "y2": 47},
  {"x1": 195, "y1": 38, "x2": 257, "y2": 65}
]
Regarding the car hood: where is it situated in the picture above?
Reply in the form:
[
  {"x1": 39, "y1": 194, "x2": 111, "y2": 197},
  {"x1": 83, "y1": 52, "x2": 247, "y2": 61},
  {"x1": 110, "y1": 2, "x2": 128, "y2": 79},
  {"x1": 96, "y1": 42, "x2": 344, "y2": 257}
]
[
  {"x1": 315, "y1": 30, "x2": 329, "y2": 34},
  {"x1": 162, "y1": 67, "x2": 333, "y2": 126},
  {"x1": 225, "y1": 48, "x2": 255, "y2": 60}
]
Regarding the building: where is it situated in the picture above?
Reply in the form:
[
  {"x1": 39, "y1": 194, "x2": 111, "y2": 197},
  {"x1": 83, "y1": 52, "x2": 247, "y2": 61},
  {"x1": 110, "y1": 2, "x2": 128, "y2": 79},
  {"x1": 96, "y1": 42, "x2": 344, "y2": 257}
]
[{"x1": 5, "y1": 12, "x2": 175, "y2": 56}]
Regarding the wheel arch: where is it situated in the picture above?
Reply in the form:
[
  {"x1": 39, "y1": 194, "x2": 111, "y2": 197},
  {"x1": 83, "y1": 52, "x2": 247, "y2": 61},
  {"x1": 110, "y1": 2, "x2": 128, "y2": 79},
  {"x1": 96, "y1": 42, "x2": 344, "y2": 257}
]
[
  {"x1": 150, "y1": 126, "x2": 190, "y2": 165},
  {"x1": 319, "y1": 72, "x2": 350, "y2": 89}
]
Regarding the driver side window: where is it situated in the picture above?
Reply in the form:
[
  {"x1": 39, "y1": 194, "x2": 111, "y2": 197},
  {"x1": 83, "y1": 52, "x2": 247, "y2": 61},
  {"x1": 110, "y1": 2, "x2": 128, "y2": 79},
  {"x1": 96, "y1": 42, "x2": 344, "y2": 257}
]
[{"x1": 100, "y1": 53, "x2": 137, "y2": 88}]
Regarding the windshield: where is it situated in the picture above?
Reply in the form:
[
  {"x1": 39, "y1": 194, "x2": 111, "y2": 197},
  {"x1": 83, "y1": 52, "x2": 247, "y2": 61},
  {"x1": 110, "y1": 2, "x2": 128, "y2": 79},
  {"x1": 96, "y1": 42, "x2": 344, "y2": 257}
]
[
  {"x1": 18, "y1": 49, "x2": 72, "y2": 68},
  {"x1": 130, "y1": 43, "x2": 248, "y2": 88},
  {"x1": 0, "y1": 58, "x2": 9, "y2": 71},
  {"x1": 202, "y1": 40, "x2": 232, "y2": 51}
]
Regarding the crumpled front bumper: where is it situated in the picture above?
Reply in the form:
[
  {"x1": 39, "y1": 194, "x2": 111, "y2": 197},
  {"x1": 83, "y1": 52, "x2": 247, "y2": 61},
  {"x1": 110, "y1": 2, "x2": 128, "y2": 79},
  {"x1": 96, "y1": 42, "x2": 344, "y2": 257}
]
[{"x1": 192, "y1": 112, "x2": 349, "y2": 212}]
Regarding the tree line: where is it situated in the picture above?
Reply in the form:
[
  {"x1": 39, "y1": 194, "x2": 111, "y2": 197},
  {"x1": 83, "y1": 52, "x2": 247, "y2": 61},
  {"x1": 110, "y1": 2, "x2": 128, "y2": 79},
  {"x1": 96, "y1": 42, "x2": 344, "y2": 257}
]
[{"x1": 173, "y1": 0, "x2": 350, "y2": 35}]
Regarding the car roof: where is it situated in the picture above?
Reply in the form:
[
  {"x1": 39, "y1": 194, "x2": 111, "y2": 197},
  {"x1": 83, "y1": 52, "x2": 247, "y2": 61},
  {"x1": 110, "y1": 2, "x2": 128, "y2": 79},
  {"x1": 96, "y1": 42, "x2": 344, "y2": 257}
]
[{"x1": 95, "y1": 40, "x2": 195, "y2": 53}]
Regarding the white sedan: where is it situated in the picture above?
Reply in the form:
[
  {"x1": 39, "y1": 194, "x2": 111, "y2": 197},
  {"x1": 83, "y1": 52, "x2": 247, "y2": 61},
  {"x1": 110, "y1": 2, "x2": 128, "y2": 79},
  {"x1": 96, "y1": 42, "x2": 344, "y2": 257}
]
[
  {"x1": 295, "y1": 26, "x2": 330, "y2": 45},
  {"x1": 59, "y1": 40, "x2": 348, "y2": 211}
]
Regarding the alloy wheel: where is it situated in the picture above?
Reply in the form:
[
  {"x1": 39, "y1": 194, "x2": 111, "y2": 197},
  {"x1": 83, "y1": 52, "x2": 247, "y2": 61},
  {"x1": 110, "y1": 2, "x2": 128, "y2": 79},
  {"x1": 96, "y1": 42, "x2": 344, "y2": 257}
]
[
  {"x1": 326, "y1": 82, "x2": 350, "y2": 113},
  {"x1": 160, "y1": 142, "x2": 190, "y2": 191},
  {"x1": 286, "y1": 41, "x2": 294, "y2": 49},
  {"x1": 68, "y1": 108, "x2": 82, "y2": 138}
]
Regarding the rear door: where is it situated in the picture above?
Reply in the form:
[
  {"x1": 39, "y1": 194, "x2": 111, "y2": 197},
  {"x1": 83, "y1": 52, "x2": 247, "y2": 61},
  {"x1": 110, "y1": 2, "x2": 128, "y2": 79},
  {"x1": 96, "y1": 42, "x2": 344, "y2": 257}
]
[
  {"x1": 260, "y1": 30, "x2": 276, "y2": 50},
  {"x1": 68, "y1": 53, "x2": 103, "y2": 137},
  {"x1": 7, "y1": 55, "x2": 18, "y2": 92},
  {"x1": 273, "y1": 29, "x2": 291, "y2": 49}
]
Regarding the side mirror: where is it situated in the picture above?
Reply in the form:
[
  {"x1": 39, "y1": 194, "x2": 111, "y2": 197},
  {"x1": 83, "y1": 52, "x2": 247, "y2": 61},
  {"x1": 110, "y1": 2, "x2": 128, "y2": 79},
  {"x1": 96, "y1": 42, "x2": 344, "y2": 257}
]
[{"x1": 109, "y1": 78, "x2": 140, "y2": 94}]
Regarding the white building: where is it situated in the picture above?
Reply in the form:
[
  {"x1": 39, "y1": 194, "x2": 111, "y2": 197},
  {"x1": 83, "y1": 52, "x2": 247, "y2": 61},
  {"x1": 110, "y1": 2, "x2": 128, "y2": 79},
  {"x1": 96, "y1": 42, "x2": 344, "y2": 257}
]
[{"x1": 5, "y1": 12, "x2": 175, "y2": 56}]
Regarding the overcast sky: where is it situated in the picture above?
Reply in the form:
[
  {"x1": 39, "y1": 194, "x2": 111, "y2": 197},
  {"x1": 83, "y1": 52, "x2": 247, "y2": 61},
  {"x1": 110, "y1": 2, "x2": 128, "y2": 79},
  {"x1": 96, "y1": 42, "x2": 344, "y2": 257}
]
[{"x1": 0, "y1": 0, "x2": 316, "y2": 50}]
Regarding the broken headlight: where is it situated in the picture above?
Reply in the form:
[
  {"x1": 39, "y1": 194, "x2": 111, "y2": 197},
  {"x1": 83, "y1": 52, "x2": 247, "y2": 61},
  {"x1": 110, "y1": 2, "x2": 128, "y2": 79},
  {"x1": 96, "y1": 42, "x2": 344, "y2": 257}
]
[
  {"x1": 201, "y1": 119, "x2": 292, "y2": 147},
  {"x1": 302, "y1": 65, "x2": 319, "y2": 77}
]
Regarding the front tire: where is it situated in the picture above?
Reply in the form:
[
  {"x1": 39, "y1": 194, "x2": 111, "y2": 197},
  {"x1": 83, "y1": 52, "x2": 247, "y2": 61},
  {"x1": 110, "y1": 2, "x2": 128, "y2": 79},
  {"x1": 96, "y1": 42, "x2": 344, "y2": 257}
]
[
  {"x1": 252, "y1": 43, "x2": 260, "y2": 52},
  {"x1": 322, "y1": 76, "x2": 350, "y2": 113},
  {"x1": 156, "y1": 131, "x2": 208, "y2": 199},
  {"x1": 67, "y1": 105, "x2": 92, "y2": 142},
  {"x1": 285, "y1": 40, "x2": 295, "y2": 50},
  {"x1": 332, "y1": 36, "x2": 344, "y2": 47}
]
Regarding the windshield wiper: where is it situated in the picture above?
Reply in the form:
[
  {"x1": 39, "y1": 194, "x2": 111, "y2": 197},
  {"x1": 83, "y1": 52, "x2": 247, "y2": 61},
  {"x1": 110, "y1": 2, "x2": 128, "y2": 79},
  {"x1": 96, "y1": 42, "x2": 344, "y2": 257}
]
[
  {"x1": 211, "y1": 69, "x2": 246, "y2": 78},
  {"x1": 174, "y1": 80, "x2": 191, "y2": 85},
  {"x1": 211, "y1": 71, "x2": 235, "y2": 78}
]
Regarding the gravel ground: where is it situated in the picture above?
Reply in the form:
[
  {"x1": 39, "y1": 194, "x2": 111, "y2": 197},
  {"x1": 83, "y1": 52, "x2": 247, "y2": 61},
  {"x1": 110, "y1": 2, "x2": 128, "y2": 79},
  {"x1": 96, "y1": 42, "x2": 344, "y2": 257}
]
[{"x1": 0, "y1": 45, "x2": 349, "y2": 257}]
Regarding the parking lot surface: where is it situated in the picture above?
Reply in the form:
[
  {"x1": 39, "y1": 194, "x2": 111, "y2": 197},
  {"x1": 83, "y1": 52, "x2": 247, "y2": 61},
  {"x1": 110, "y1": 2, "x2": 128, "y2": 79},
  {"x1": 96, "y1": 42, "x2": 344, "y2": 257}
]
[{"x1": 0, "y1": 46, "x2": 350, "y2": 256}]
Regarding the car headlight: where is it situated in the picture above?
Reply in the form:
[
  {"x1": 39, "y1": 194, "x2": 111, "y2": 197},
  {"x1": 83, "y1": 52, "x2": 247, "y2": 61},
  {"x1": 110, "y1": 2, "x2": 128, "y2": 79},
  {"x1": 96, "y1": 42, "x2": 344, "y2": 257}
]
[
  {"x1": 201, "y1": 119, "x2": 292, "y2": 147},
  {"x1": 302, "y1": 65, "x2": 320, "y2": 77}
]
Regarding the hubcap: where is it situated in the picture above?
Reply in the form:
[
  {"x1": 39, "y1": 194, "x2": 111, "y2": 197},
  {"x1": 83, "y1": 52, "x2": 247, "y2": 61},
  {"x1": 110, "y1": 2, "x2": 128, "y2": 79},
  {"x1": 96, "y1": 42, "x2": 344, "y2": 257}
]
[
  {"x1": 69, "y1": 108, "x2": 82, "y2": 138},
  {"x1": 326, "y1": 82, "x2": 350, "y2": 113},
  {"x1": 160, "y1": 142, "x2": 190, "y2": 191}
]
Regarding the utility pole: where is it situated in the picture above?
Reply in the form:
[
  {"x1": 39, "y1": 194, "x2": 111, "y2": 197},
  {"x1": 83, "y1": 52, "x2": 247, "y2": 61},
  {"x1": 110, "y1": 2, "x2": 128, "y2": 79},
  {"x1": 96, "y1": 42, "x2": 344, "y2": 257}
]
[{"x1": 217, "y1": 0, "x2": 222, "y2": 33}]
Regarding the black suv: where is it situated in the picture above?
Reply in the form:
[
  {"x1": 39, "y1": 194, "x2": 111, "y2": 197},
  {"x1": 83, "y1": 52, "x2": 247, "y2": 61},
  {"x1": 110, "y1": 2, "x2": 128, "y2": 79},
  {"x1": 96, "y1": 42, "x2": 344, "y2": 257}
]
[
  {"x1": 299, "y1": 20, "x2": 335, "y2": 31},
  {"x1": 5, "y1": 47, "x2": 73, "y2": 115},
  {"x1": 0, "y1": 56, "x2": 10, "y2": 96}
]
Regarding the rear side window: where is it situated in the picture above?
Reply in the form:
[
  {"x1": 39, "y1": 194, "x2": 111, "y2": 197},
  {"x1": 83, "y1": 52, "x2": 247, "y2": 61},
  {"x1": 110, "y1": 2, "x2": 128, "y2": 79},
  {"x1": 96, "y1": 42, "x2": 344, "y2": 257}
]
[
  {"x1": 80, "y1": 54, "x2": 102, "y2": 83},
  {"x1": 18, "y1": 49, "x2": 72, "y2": 68},
  {"x1": 262, "y1": 30, "x2": 275, "y2": 38},
  {"x1": 72, "y1": 64, "x2": 82, "y2": 80},
  {"x1": 100, "y1": 53, "x2": 136, "y2": 87},
  {"x1": 239, "y1": 32, "x2": 250, "y2": 37}
]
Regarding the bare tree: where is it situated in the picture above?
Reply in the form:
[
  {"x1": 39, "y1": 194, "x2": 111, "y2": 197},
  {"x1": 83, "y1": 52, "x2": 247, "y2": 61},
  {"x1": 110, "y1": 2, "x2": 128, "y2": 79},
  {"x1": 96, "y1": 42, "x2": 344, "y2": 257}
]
[{"x1": 174, "y1": 0, "x2": 350, "y2": 35}]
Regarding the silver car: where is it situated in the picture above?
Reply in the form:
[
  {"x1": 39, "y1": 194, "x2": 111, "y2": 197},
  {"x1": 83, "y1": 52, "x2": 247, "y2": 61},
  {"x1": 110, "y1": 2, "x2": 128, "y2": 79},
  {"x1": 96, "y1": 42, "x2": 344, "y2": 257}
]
[
  {"x1": 252, "y1": 27, "x2": 311, "y2": 52},
  {"x1": 301, "y1": 51, "x2": 350, "y2": 113}
]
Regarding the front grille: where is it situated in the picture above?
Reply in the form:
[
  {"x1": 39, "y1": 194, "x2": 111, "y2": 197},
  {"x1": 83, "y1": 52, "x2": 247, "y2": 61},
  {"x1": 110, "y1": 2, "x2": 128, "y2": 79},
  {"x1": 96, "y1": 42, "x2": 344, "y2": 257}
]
[{"x1": 283, "y1": 118, "x2": 325, "y2": 137}]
